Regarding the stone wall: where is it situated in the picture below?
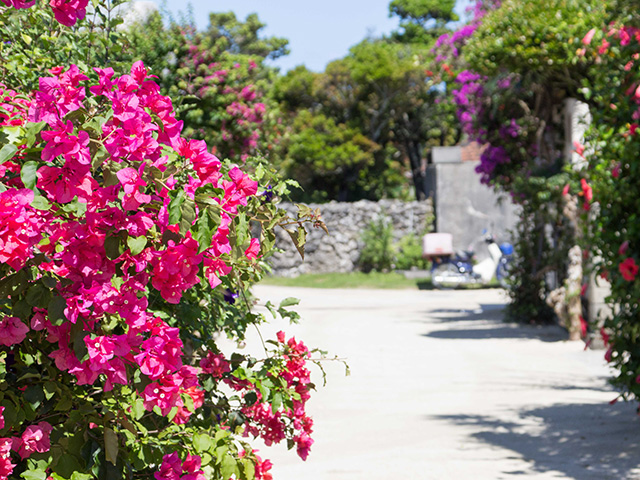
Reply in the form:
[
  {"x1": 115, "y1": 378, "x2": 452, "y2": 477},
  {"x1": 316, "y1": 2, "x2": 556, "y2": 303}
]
[{"x1": 268, "y1": 199, "x2": 433, "y2": 277}]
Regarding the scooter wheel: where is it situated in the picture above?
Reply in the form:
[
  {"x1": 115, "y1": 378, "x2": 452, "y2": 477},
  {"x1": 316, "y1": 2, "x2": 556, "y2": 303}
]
[{"x1": 432, "y1": 263, "x2": 462, "y2": 289}]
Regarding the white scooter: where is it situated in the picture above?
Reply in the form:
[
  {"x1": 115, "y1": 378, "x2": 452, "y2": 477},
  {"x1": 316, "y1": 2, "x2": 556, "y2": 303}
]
[{"x1": 423, "y1": 231, "x2": 513, "y2": 289}]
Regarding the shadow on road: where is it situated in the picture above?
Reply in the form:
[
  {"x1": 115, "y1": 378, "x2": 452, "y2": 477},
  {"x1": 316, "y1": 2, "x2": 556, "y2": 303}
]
[
  {"x1": 421, "y1": 304, "x2": 569, "y2": 342},
  {"x1": 424, "y1": 325, "x2": 568, "y2": 342},
  {"x1": 431, "y1": 401, "x2": 640, "y2": 479}
]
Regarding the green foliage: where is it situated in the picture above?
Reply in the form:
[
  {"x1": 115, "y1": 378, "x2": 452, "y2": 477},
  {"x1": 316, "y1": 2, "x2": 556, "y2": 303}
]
[
  {"x1": 272, "y1": 65, "x2": 318, "y2": 111},
  {"x1": 358, "y1": 216, "x2": 395, "y2": 273},
  {"x1": 261, "y1": 271, "x2": 432, "y2": 289},
  {"x1": 357, "y1": 214, "x2": 432, "y2": 272},
  {"x1": 577, "y1": 13, "x2": 640, "y2": 400},
  {"x1": 274, "y1": 38, "x2": 460, "y2": 202},
  {"x1": 389, "y1": 0, "x2": 458, "y2": 43},
  {"x1": 504, "y1": 211, "x2": 557, "y2": 324},
  {"x1": 394, "y1": 233, "x2": 431, "y2": 270},
  {"x1": 127, "y1": 10, "x2": 283, "y2": 162},
  {"x1": 0, "y1": 1, "x2": 133, "y2": 90},
  {"x1": 464, "y1": 0, "x2": 606, "y2": 90},
  {"x1": 454, "y1": 0, "x2": 609, "y2": 323},
  {"x1": 203, "y1": 12, "x2": 289, "y2": 60},
  {"x1": 281, "y1": 111, "x2": 380, "y2": 202}
]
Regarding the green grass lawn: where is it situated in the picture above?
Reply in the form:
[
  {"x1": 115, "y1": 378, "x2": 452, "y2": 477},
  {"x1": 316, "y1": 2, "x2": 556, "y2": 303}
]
[
  {"x1": 259, "y1": 271, "x2": 432, "y2": 290},
  {"x1": 259, "y1": 271, "x2": 504, "y2": 290}
]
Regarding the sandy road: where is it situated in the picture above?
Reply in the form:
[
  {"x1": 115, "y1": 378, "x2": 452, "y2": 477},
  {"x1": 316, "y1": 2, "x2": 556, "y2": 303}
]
[{"x1": 231, "y1": 286, "x2": 640, "y2": 480}]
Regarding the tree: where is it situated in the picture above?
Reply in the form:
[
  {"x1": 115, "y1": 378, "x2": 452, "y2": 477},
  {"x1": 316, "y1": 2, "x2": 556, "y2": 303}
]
[
  {"x1": 282, "y1": 111, "x2": 380, "y2": 202},
  {"x1": 389, "y1": 0, "x2": 458, "y2": 43},
  {"x1": 340, "y1": 39, "x2": 459, "y2": 200},
  {"x1": 203, "y1": 12, "x2": 289, "y2": 60},
  {"x1": 128, "y1": 10, "x2": 283, "y2": 161}
]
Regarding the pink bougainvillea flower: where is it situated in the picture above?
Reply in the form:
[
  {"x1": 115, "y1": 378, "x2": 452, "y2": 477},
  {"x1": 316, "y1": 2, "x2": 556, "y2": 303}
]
[
  {"x1": 116, "y1": 165, "x2": 151, "y2": 211},
  {"x1": 562, "y1": 184, "x2": 570, "y2": 196},
  {"x1": 0, "y1": 317, "x2": 29, "y2": 346},
  {"x1": 245, "y1": 238, "x2": 260, "y2": 260},
  {"x1": 0, "y1": 188, "x2": 43, "y2": 270},
  {"x1": 573, "y1": 140, "x2": 585, "y2": 157},
  {"x1": 155, "y1": 452, "x2": 182, "y2": 480},
  {"x1": 199, "y1": 352, "x2": 230, "y2": 378},
  {"x1": 612, "y1": 162, "x2": 621, "y2": 178},
  {"x1": 15, "y1": 422, "x2": 52, "y2": 459},
  {"x1": 0, "y1": 438, "x2": 15, "y2": 480},
  {"x1": 294, "y1": 432, "x2": 313, "y2": 461},
  {"x1": 619, "y1": 257, "x2": 639, "y2": 281},
  {"x1": 619, "y1": 240, "x2": 630, "y2": 256},
  {"x1": 605, "y1": 347, "x2": 613, "y2": 363},
  {"x1": 203, "y1": 257, "x2": 231, "y2": 289},
  {"x1": 48, "y1": 0, "x2": 89, "y2": 26},
  {"x1": 0, "y1": 0, "x2": 35, "y2": 7},
  {"x1": 582, "y1": 28, "x2": 596, "y2": 45}
]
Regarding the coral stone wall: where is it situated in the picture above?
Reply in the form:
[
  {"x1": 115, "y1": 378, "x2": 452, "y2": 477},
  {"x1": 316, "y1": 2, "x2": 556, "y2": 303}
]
[{"x1": 268, "y1": 199, "x2": 434, "y2": 277}]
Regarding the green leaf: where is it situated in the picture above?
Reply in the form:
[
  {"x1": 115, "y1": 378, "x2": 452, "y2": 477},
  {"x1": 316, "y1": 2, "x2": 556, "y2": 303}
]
[
  {"x1": 220, "y1": 455, "x2": 239, "y2": 480},
  {"x1": 21, "y1": 161, "x2": 38, "y2": 190},
  {"x1": 168, "y1": 190, "x2": 185, "y2": 225},
  {"x1": 104, "y1": 235, "x2": 122, "y2": 260},
  {"x1": 26, "y1": 283, "x2": 52, "y2": 308},
  {"x1": 21, "y1": 469, "x2": 47, "y2": 480},
  {"x1": 47, "y1": 296, "x2": 67, "y2": 325},
  {"x1": 30, "y1": 195, "x2": 51, "y2": 211},
  {"x1": 179, "y1": 200, "x2": 196, "y2": 234},
  {"x1": 54, "y1": 396, "x2": 73, "y2": 412},
  {"x1": 53, "y1": 454, "x2": 82, "y2": 479},
  {"x1": 70, "y1": 473, "x2": 94, "y2": 480},
  {"x1": 194, "y1": 214, "x2": 213, "y2": 251},
  {"x1": 43, "y1": 381, "x2": 58, "y2": 400},
  {"x1": 271, "y1": 392, "x2": 283, "y2": 413},
  {"x1": 0, "y1": 144, "x2": 18, "y2": 164},
  {"x1": 24, "y1": 385, "x2": 44, "y2": 409},
  {"x1": 126, "y1": 236, "x2": 147, "y2": 256},
  {"x1": 104, "y1": 428, "x2": 118, "y2": 465},
  {"x1": 193, "y1": 433, "x2": 212, "y2": 453},
  {"x1": 24, "y1": 121, "x2": 46, "y2": 148},
  {"x1": 131, "y1": 399, "x2": 145, "y2": 420},
  {"x1": 279, "y1": 297, "x2": 300, "y2": 308}
]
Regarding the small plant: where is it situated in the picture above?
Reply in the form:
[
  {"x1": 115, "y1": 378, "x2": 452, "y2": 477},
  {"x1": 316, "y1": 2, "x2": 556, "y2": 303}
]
[
  {"x1": 394, "y1": 233, "x2": 431, "y2": 270},
  {"x1": 358, "y1": 215, "x2": 395, "y2": 273}
]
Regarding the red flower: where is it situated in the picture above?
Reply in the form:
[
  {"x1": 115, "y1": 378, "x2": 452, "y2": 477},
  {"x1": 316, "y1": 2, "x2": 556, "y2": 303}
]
[
  {"x1": 619, "y1": 257, "x2": 639, "y2": 281},
  {"x1": 580, "y1": 179, "x2": 593, "y2": 211},
  {"x1": 612, "y1": 162, "x2": 621, "y2": 178},
  {"x1": 579, "y1": 316, "x2": 588, "y2": 338}
]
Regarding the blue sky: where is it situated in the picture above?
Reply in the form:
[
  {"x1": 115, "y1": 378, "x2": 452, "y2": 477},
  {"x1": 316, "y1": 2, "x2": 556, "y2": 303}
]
[{"x1": 148, "y1": 0, "x2": 472, "y2": 72}]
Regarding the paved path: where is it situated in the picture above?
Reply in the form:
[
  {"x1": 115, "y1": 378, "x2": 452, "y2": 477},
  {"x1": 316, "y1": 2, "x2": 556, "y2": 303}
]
[{"x1": 235, "y1": 286, "x2": 640, "y2": 479}]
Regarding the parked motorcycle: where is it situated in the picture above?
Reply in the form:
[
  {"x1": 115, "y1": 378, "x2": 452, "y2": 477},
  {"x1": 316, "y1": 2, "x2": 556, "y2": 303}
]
[{"x1": 423, "y1": 231, "x2": 513, "y2": 289}]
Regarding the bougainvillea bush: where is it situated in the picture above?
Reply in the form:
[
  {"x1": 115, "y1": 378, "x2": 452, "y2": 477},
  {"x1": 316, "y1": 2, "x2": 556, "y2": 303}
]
[
  {"x1": 435, "y1": 0, "x2": 606, "y2": 326},
  {"x1": 579, "y1": 18, "x2": 640, "y2": 401},
  {"x1": 0, "y1": 2, "x2": 329, "y2": 480}
]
